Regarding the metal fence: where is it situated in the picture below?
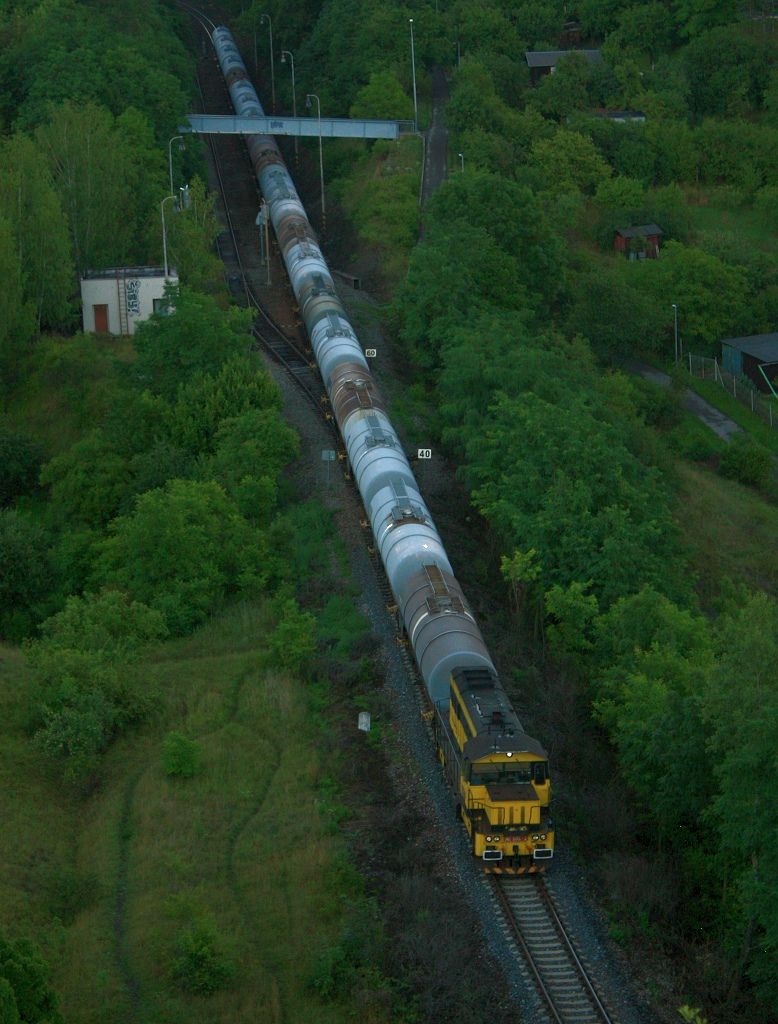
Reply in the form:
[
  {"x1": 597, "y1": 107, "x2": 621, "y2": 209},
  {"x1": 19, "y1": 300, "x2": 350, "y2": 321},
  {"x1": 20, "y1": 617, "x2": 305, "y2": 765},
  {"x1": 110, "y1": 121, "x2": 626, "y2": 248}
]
[{"x1": 687, "y1": 353, "x2": 777, "y2": 429}]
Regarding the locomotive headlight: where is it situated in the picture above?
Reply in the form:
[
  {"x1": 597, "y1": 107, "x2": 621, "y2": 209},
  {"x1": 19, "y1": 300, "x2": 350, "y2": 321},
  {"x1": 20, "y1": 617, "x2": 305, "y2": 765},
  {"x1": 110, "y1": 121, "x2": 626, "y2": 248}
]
[
  {"x1": 532, "y1": 834, "x2": 539, "y2": 841},
  {"x1": 540, "y1": 834, "x2": 546, "y2": 840},
  {"x1": 486, "y1": 836, "x2": 492, "y2": 842}
]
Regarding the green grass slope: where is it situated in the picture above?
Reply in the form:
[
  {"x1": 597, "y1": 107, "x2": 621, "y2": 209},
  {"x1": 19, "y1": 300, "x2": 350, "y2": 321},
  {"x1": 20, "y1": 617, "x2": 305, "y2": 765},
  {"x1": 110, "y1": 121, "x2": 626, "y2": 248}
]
[{"x1": 0, "y1": 602, "x2": 352, "y2": 1024}]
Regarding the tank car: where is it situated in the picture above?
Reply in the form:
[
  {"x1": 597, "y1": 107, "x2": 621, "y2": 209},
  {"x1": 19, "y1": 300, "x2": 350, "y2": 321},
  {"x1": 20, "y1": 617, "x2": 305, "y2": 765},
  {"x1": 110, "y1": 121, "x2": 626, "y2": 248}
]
[{"x1": 211, "y1": 25, "x2": 553, "y2": 871}]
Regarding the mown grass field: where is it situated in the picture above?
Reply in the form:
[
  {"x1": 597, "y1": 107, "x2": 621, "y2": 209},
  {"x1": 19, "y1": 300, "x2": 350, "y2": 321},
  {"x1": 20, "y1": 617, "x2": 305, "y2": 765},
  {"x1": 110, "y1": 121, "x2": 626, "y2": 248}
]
[
  {"x1": 0, "y1": 602, "x2": 354, "y2": 1024},
  {"x1": 688, "y1": 199, "x2": 778, "y2": 252},
  {"x1": 675, "y1": 462, "x2": 778, "y2": 605}
]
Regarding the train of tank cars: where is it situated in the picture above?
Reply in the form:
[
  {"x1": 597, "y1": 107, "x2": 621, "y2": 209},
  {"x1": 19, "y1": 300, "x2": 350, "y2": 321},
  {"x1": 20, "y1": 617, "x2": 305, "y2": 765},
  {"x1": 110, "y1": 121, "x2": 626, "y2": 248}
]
[{"x1": 211, "y1": 24, "x2": 554, "y2": 873}]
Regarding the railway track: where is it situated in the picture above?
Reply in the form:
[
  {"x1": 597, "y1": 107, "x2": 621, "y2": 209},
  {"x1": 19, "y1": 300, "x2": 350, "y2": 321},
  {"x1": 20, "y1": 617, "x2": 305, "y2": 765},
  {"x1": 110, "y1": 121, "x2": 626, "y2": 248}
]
[
  {"x1": 179, "y1": 7, "x2": 620, "y2": 1023},
  {"x1": 492, "y1": 875, "x2": 616, "y2": 1024}
]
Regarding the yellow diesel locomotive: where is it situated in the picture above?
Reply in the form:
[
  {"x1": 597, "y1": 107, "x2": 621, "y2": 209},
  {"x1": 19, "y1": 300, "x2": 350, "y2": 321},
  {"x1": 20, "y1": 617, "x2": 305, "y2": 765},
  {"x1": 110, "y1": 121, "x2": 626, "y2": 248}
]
[{"x1": 434, "y1": 668, "x2": 554, "y2": 872}]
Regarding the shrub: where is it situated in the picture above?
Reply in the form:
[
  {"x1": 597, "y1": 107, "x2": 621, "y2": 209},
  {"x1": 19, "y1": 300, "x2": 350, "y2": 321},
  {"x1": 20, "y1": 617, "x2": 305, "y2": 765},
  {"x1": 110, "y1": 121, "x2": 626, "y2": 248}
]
[
  {"x1": 163, "y1": 732, "x2": 202, "y2": 778},
  {"x1": 718, "y1": 434, "x2": 773, "y2": 488},
  {"x1": 0, "y1": 425, "x2": 43, "y2": 506},
  {"x1": 171, "y1": 921, "x2": 235, "y2": 995}
]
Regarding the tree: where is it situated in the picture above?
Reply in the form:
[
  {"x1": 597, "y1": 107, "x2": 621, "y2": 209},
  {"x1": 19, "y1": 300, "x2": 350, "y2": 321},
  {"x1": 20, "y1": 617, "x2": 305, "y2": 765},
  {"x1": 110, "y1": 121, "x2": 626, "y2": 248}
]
[
  {"x1": 267, "y1": 596, "x2": 317, "y2": 673},
  {"x1": 35, "y1": 101, "x2": 141, "y2": 272},
  {"x1": 171, "y1": 355, "x2": 282, "y2": 455},
  {"x1": 0, "y1": 511, "x2": 54, "y2": 642},
  {"x1": 94, "y1": 479, "x2": 268, "y2": 633},
  {"x1": 0, "y1": 424, "x2": 42, "y2": 506},
  {"x1": 526, "y1": 52, "x2": 592, "y2": 121},
  {"x1": 207, "y1": 408, "x2": 300, "y2": 523},
  {"x1": 164, "y1": 176, "x2": 223, "y2": 294},
  {"x1": 567, "y1": 266, "x2": 670, "y2": 359},
  {"x1": 36, "y1": 588, "x2": 167, "y2": 657},
  {"x1": 349, "y1": 71, "x2": 413, "y2": 120},
  {"x1": 702, "y1": 594, "x2": 778, "y2": 1011},
  {"x1": 39, "y1": 430, "x2": 132, "y2": 528},
  {"x1": 0, "y1": 931, "x2": 63, "y2": 1024},
  {"x1": 591, "y1": 588, "x2": 714, "y2": 832},
  {"x1": 609, "y1": 3, "x2": 675, "y2": 61},
  {"x1": 0, "y1": 217, "x2": 35, "y2": 393},
  {"x1": 631, "y1": 241, "x2": 750, "y2": 349},
  {"x1": 133, "y1": 288, "x2": 253, "y2": 399},
  {"x1": 718, "y1": 435, "x2": 773, "y2": 489},
  {"x1": 396, "y1": 224, "x2": 528, "y2": 369},
  {"x1": 675, "y1": 0, "x2": 740, "y2": 37},
  {"x1": 27, "y1": 590, "x2": 167, "y2": 777},
  {"x1": 0, "y1": 134, "x2": 74, "y2": 332},
  {"x1": 426, "y1": 172, "x2": 565, "y2": 313},
  {"x1": 528, "y1": 128, "x2": 611, "y2": 196},
  {"x1": 684, "y1": 27, "x2": 769, "y2": 117}
]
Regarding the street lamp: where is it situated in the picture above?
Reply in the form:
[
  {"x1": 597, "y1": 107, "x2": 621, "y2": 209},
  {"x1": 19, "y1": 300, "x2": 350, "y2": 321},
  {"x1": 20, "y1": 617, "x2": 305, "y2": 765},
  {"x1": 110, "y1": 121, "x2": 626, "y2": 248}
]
[
  {"x1": 281, "y1": 50, "x2": 298, "y2": 164},
  {"x1": 306, "y1": 93, "x2": 325, "y2": 230},
  {"x1": 167, "y1": 135, "x2": 184, "y2": 197},
  {"x1": 260, "y1": 13, "x2": 275, "y2": 111},
  {"x1": 409, "y1": 18, "x2": 418, "y2": 130},
  {"x1": 458, "y1": 152, "x2": 464, "y2": 172},
  {"x1": 161, "y1": 194, "x2": 176, "y2": 279},
  {"x1": 671, "y1": 303, "x2": 679, "y2": 364}
]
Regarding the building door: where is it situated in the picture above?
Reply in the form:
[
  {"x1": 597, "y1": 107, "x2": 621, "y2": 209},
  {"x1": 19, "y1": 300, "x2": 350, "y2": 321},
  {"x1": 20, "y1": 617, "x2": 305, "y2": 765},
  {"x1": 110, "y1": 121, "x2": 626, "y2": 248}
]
[{"x1": 93, "y1": 304, "x2": 109, "y2": 333}]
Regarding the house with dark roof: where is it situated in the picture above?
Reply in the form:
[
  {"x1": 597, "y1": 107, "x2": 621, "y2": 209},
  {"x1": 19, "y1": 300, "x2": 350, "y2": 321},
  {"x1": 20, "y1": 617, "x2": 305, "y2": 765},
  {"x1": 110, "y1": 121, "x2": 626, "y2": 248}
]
[
  {"x1": 614, "y1": 224, "x2": 663, "y2": 260},
  {"x1": 721, "y1": 333, "x2": 778, "y2": 394},
  {"x1": 524, "y1": 49, "x2": 601, "y2": 84}
]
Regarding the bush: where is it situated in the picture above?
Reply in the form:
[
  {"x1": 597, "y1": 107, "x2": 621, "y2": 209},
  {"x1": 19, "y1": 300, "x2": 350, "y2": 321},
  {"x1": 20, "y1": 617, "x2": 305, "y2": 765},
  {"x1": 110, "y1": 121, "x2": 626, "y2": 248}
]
[
  {"x1": 163, "y1": 732, "x2": 202, "y2": 778},
  {"x1": 718, "y1": 434, "x2": 773, "y2": 488},
  {"x1": 0, "y1": 425, "x2": 43, "y2": 506},
  {"x1": 171, "y1": 921, "x2": 235, "y2": 995}
]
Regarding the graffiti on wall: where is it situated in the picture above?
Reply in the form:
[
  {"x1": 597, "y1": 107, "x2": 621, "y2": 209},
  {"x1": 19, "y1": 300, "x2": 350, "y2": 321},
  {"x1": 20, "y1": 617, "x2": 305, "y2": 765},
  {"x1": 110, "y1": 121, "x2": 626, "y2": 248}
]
[{"x1": 126, "y1": 279, "x2": 141, "y2": 317}]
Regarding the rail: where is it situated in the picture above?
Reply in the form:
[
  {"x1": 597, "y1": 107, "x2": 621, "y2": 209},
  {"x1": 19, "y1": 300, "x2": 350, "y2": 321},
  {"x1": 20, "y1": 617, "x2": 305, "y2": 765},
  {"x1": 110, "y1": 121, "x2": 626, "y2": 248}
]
[{"x1": 492, "y1": 876, "x2": 615, "y2": 1024}]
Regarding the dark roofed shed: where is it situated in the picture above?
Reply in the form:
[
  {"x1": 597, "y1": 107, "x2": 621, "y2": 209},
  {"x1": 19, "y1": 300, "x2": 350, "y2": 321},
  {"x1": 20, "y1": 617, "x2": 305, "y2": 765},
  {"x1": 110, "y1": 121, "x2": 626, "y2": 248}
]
[{"x1": 721, "y1": 333, "x2": 778, "y2": 393}]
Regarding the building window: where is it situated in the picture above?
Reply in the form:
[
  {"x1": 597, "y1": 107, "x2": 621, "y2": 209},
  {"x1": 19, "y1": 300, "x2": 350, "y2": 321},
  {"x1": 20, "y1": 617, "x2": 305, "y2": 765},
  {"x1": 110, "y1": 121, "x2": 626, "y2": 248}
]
[{"x1": 153, "y1": 298, "x2": 170, "y2": 316}]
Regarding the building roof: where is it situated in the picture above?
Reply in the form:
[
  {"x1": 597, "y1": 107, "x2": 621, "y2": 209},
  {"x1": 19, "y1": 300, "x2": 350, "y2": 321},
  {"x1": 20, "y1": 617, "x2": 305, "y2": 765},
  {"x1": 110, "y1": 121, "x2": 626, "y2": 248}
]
[
  {"x1": 525, "y1": 49, "x2": 601, "y2": 68},
  {"x1": 615, "y1": 223, "x2": 664, "y2": 238},
  {"x1": 81, "y1": 266, "x2": 171, "y2": 280},
  {"x1": 721, "y1": 332, "x2": 778, "y2": 362}
]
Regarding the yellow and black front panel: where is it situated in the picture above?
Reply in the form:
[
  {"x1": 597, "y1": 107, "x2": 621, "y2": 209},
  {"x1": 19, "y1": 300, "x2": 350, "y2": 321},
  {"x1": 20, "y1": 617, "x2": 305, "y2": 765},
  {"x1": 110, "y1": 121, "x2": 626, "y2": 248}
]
[{"x1": 462, "y1": 754, "x2": 554, "y2": 870}]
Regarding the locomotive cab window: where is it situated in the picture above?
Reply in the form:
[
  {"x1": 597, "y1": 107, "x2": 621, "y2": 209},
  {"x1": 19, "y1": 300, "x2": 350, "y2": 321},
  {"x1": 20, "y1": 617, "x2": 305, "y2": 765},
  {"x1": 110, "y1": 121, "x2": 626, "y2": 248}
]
[{"x1": 469, "y1": 762, "x2": 543, "y2": 785}]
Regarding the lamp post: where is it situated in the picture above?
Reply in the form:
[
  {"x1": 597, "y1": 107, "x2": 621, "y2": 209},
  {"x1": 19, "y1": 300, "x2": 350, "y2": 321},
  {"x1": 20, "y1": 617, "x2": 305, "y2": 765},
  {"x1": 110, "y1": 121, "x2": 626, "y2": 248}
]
[
  {"x1": 409, "y1": 18, "x2": 418, "y2": 130},
  {"x1": 306, "y1": 93, "x2": 325, "y2": 230},
  {"x1": 458, "y1": 152, "x2": 464, "y2": 172},
  {"x1": 672, "y1": 303, "x2": 679, "y2": 364},
  {"x1": 161, "y1": 194, "x2": 176, "y2": 280},
  {"x1": 260, "y1": 13, "x2": 275, "y2": 111},
  {"x1": 167, "y1": 135, "x2": 183, "y2": 197},
  {"x1": 281, "y1": 49, "x2": 298, "y2": 164}
]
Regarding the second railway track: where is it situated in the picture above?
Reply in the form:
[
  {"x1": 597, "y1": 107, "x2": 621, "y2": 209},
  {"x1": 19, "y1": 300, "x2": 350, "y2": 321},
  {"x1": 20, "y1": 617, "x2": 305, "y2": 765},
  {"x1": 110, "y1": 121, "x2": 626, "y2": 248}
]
[{"x1": 187, "y1": 8, "x2": 332, "y2": 419}]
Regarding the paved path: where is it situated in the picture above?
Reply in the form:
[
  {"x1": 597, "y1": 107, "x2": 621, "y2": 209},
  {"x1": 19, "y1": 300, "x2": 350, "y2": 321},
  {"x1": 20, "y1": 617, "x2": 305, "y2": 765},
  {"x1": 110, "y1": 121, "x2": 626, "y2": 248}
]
[
  {"x1": 419, "y1": 66, "x2": 449, "y2": 236},
  {"x1": 626, "y1": 359, "x2": 743, "y2": 442}
]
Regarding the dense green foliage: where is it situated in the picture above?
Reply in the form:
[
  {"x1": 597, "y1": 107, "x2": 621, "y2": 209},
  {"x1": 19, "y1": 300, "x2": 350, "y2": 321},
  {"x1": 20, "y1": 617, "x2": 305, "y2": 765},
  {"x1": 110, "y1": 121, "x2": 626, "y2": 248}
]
[
  {"x1": 364, "y1": 0, "x2": 778, "y2": 1015},
  {"x1": 0, "y1": 930, "x2": 62, "y2": 1024}
]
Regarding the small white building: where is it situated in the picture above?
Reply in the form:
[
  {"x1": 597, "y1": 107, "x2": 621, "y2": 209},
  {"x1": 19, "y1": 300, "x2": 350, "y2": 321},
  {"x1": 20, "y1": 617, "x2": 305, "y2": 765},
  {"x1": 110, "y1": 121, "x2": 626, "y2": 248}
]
[{"x1": 80, "y1": 266, "x2": 178, "y2": 336}]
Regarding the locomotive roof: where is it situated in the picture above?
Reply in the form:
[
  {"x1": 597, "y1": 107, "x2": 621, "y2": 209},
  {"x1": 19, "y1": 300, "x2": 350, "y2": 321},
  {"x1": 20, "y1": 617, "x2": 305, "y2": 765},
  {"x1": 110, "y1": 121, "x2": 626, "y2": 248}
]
[{"x1": 452, "y1": 668, "x2": 548, "y2": 760}]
